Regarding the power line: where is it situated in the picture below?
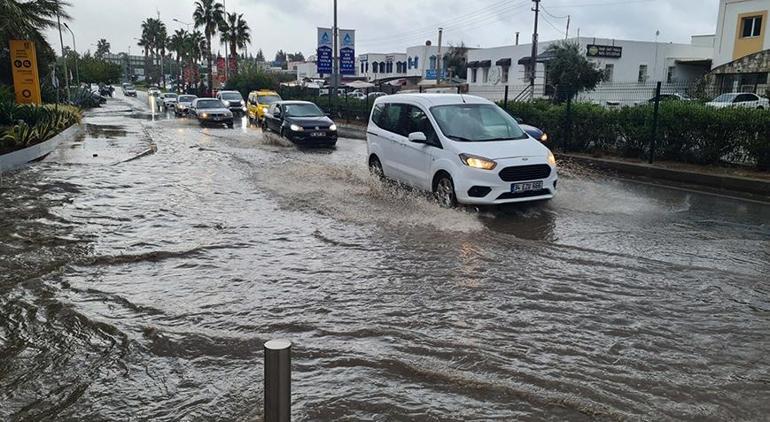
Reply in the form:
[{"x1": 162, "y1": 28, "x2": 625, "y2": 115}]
[
  {"x1": 541, "y1": 6, "x2": 569, "y2": 20},
  {"x1": 541, "y1": 14, "x2": 566, "y2": 36},
  {"x1": 546, "y1": 0, "x2": 655, "y2": 8}
]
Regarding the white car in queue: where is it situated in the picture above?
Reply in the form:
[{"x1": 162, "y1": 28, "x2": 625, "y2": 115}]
[{"x1": 366, "y1": 94, "x2": 557, "y2": 207}]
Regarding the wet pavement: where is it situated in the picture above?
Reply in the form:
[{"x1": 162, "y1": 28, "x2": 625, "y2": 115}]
[{"x1": 1, "y1": 92, "x2": 769, "y2": 421}]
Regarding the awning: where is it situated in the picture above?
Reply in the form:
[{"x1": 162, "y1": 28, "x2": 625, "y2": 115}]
[
  {"x1": 468, "y1": 61, "x2": 480, "y2": 68},
  {"x1": 518, "y1": 50, "x2": 558, "y2": 65},
  {"x1": 479, "y1": 60, "x2": 492, "y2": 68},
  {"x1": 496, "y1": 58, "x2": 512, "y2": 66}
]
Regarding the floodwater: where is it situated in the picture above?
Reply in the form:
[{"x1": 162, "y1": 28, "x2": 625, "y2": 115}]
[{"x1": 1, "y1": 93, "x2": 769, "y2": 421}]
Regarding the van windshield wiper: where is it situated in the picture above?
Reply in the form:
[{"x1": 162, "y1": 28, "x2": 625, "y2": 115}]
[{"x1": 447, "y1": 135, "x2": 475, "y2": 142}]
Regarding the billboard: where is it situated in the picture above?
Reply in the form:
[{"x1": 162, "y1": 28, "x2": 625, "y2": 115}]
[
  {"x1": 586, "y1": 44, "x2": 622, "y2": 58},
  {"x1": 9, "y1": 40, "x2": 42, "y2": 104},
  {"x1": 339, "y1": 29, "x2": 355, "y2": 76},
  {"x1": 317, "y1": 27, "x2": 333, "y2": 75}
]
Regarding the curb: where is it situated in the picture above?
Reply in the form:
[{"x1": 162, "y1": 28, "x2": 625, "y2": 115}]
[
  {"x1": 0, "y1": 124, "x2": 83, "y2": 174},
  {"x1": 338, "y1": 124, "x2": 367, "y2": 140},
  {"x1": 564, "y1": 154, "x2": 770, "y2": 198}
]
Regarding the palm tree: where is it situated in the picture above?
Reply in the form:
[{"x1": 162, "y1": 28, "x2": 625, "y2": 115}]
[
  {"x1": 0, "y1": 0, "x2": 71, "y2": 86},
  {"x1": 219, "y1": 12, "x2": 251, "y2": 73},
  {"x1": 169, "y1": 29, "x2": 187, "y2": 88},
  {"x1": 193, "y1": 0, "x2": 224, "y2": 93}
]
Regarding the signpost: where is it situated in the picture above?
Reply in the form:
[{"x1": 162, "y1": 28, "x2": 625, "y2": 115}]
[
  {"x1": 339, "y1": 29, "x2": 355, "y2": 76},
  {"x1": 9, "y1": 40, "x2": 42, "y2": 104},
  {"x1": 317, "y1": 28, "x2": 333, "y2": 75}
]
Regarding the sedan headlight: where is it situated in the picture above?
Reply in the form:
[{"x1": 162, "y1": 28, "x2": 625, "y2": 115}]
[
  {"x1": 547, "y1": 151, "x2": 556, "y2": 167},
  {"x1": 201, "y1": 112, "x2": 208, "y2": 118},
  {"x1": 225, "y1": 111, "x2": 233, "y2": 117},
  {"x1": 459, "y1": 153, "x2": 497, "y2": 170},
  {"x1": 290, "y1": 124, "x2": 304, "y2": 132},
  {"x1": 240, "y1": 100, "x2": 245, "y2": 106},
  {"x1": 329, "y1": 124, "x2": 337, "y2": 131}
]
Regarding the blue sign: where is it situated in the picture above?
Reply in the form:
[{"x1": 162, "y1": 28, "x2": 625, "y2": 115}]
[
  {"x1": 424, "y1": 69, "x2": 447, "y2": 80},
  {"x1": 317, "y1": 46, "x2": 332, "y2": 74},
  {"x1": 339, "y1": 29, "x2": 355, "y2": 76}
]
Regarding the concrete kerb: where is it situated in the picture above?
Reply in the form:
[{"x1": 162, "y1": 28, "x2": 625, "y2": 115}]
[{"x1": 0, "y1": 123, "x2": 84, "y2": 174}]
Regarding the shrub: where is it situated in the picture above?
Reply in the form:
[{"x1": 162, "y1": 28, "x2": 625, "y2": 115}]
[{"x1": 0, "y1": 102, "x2": 81, "y2": 153}]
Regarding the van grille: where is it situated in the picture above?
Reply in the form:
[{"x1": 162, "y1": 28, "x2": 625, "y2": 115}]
[{"x1": 498, "y1": 164, "x2": 551, "y2": 182}]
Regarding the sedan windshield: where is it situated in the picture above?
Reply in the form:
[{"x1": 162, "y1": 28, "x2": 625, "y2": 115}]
[
  {"x1": 125, "y1": 85, "x2": 135, "y2": 90},
  {"x1": 258, "y1": 95, "x2": 281, "y2": 105},
  {"x1": 179, "y1": 95, "x2": 196, "y2": 103},
  {"x1": 284, "y1": 103, "x2": 323, "y2": 117},
  {"x1": 164, "y1": 93, "x2": 177, "y2": 99},
  {"x1": 712, "y1": 94, "x2": 738, "y2": 103},
  {"x1": 197, "y1": 100, "x2": 225, "y2": 109},
  {"x1": 221, "y1": 93, "x2": 242, "y2": 101},
  {"x1": 430, "y1": 104, "x2": 527, "y2": 142}
]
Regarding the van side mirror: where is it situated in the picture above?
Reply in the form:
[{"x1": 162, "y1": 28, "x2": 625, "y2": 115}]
[
  {"x1": 408, "y1": 132, "x2": 427, "y2": 143},
  {"x1": 514, "y1": 116, "x2": 524, "y2": 124},
  {"x1": 274, "y1": 110, "x2": 282, "y2": 119}
]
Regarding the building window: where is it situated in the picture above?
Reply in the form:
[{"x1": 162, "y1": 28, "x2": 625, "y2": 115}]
[
  {"x1": 387, "y1": 61, "x2": 393, "y2": 73},
  {"x1": 604, "y1": 64, "x2": 614, "y2": 82},
  {"x1": 666, "y1": 66, "x2": 675, "y2": 83},
  {"x1": 501, "y1": 66, "x2": 509, "y2": 83},
  {"x1": 429, "y1": 55, "x2": 437, "y2": 70},
  {"x1": 482, "y1": 67, "x2": 489, "y2": 83},
  {"x1": 361, "y1": 62, "x2": 365, "y2": 74},
  {"x1": 471, "y1": 68, "x2": 477, "y2": 83},
  {"x1": 414, "y1": 57, "x2": 419, "y2": 69},
  {"x1": 742, "y1": 15, "x2": 763, "y2": 38},
  {"x1": 638, "y1": 64, "x2": 648, "y2": 83},
  {"x1": 372, "y1": 62, "x2": 379, "y2": 74}
]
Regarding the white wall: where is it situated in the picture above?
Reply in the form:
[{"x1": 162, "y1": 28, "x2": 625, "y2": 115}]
[
  {"x1": 405, "y1": 45, "x2": 441, "y2": 78},
  {"x1": 356, "y1": 53, "x2": 407, "y2": 81},
  {"x1": 296, "y1": 62, "x2": 318, "y2": 81},
  {"x1": 714, "y1": 0, "x2": 770, "y2": 68}
]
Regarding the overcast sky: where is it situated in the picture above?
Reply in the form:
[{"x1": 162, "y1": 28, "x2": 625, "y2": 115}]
[{"x1": 45, "y1": 0, "x2": 720, "y2": 59}]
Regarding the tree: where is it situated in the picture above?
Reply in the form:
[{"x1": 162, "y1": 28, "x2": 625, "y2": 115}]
[
  {"x1": 443, "y1": 43, "x2": 468, "y2": 80},
  {"x1": 219, "y1": 12, "x2": 251, "y2": 61},
  {"x1": 95, "y1": 38, "x2": 110, "y2": 59},
  {"x1": 78, "y1": 53, "x2": 122, "y2": 84},
  {"x1": 193, "y1": 0, "x2": 225, "y2": 93},
  {"x1": 287, "y1": 52, "x2": 305, "y2": 62},
  {"x1": 0, "y1": 0, "x2": 70, "y2": 88},
  {"x1": 274, "y1": 50, "x2": 287, "y2": 68},
  {"x1": 255, "y1": 48, "x2": 265, "y2": 62},
  {"x1": 545, "y1": 41, "x2": 606, "y2": 101}
]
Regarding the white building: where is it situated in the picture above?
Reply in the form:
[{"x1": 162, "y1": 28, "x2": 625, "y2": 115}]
[
  {"x1": 466, "y1": 36, "x2": 714, "y2": 101},
  {"x1": 356, "y1": 53, "x2": 407, "y2": 81},
  {"x1": 406, "y1": 44, "x2": 444, "y2": 83}
]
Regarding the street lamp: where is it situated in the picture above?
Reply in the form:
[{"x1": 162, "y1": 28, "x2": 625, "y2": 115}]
[
  {"x1": 173, "y1": 18, "x2": 192, "y2": 30},
  {"x1": 62, "y1": 22, "x2": 80, "y2": 87}
]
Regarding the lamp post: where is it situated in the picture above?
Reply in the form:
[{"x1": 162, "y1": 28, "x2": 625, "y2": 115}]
[
  {"x1": 62, "y1": 22, "x2": 80, "y2": 87},
  {"x1": 55, "y1": 0, "x2": 70, "y2": 101},
  {"x1": 173, "y1": 18, "x2": 192, "y2": 30}
]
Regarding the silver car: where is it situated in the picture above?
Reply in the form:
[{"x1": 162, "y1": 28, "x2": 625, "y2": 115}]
[
  {"x1": 191, "y1": 98, "x2": 234, "y2": 128},
  {"x1": 175, "y1": 95, "x2": 197, "y2": 116}
]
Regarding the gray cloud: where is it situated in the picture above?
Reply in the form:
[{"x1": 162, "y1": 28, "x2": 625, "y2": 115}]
[{"x1": 45, "y1": 0, "x2": 719, "y2": 58}]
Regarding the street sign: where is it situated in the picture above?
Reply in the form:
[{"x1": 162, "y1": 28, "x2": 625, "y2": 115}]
[
  {"x1": 424, "y1": 69, "x2": 447, "y2": 80},
  {"x1": 9, "y1": 40, "x2": 42, "y2": 104},
  {"x1": 317, "y1": 27, "x2": 333, "y2": 75},
  {"x1": 586, "y1": 44, "x2": 623, "y2": 59},
  {"x1": 339, "y1": 29, "x2": 355, "y2": 76}
]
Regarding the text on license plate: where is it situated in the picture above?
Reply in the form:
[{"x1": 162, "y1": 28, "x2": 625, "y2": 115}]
[
  {"x1": 511, "y1": 181, "x2": 543, "y2": 193},
  {"x1": 310, "y1": 132, "x2": 325, "y2": 137}
]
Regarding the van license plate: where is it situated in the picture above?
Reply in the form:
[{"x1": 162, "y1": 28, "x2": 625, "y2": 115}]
[
  {"x1": 310, "y1": 132, "x2": 324, "y2": 137},
  {"x1": 511, "y1": 181, "x2": 543, "y2": 193}
]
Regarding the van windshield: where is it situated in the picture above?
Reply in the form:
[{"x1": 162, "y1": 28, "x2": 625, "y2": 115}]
[
  {"x1": 430, "y1": 104, "x2": 527, "y2": 142},
  {"x1": 258, "y1": 95, "x2": 281, "y2": 105}
]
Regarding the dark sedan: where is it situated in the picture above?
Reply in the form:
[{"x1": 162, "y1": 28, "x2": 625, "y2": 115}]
[{"x1": 263, "y1": 101, "x2": 338, "y2": 146}]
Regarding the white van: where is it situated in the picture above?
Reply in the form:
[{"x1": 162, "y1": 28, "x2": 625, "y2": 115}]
[{"x1": 366, "y1": 94, "x2": 557, "y2": 207}]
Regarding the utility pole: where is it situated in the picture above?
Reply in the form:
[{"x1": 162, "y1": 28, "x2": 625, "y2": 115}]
[
  {"x1": 332, "y1": 0, "x2": 339, "y2": 102},
  {"x1": 223, "y1": 0, "x2": 229, "y2": 82},
  {"x1": 566, "y1": 15, "x2": 570, "y2": 40},
  {"x1": 436, "y1": 27, "x2": 443, "y2": 85},
  {"x1": 63, "y1": 23, "x2": 80, "y2": 87},
  {"x1": 55, "y1": 0, "x2": 70, "y2": 101},
  {"x1": 529, "y1": 0, "x2": 541, "y2": 100}
]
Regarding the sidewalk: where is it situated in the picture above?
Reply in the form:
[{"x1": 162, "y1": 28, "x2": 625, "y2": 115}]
[{"x1": 337, "y1": 123, "x2": 770, "y2": 200}]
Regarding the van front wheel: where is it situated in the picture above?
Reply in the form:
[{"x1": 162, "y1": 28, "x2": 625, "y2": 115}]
[{"x1": 434, "y1": 174, "x2": 457, "y2": 208}]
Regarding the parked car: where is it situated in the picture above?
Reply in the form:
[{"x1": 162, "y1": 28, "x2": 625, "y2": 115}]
[
  {"x1": 346, "y1": 90, "x2": 366, "y2": 100},
  {"x1": 190, "y1": 98, "x2": 234, "y2": 128},
  {"x1": 367, "y1": 92, "x2": 387, "y2": 100},
  {"x1": 366, "y1": 94, "x2": 557, "y2": 207},
  {"x1": 706, "y1": 92, "x2": 769, "y2": 109},
  {"x1": 247, "y1": 90, "x2": 282, "y2": 124},
  {"x1": 99, "y1": 84, "x2": 114, "y2": 97},
  {"x1": 263, "y1": 101, "x2": 338, "y2": 147},
  {"x1": 216, "y1": 90, "x2": 247, "y2": 114},
  {"x1": 148, "y1": 86, "x2": 161, "y2": 97},
  {"x1": 160, "y1": 93, "x2": 178, "y2": 111},
  {"x1": 175, "y1": 95, "x2": 197, "y2": 116},
  {"x1": 649, "y1": 93, "x2": 690, "y2": 103},
  {"x1": 122, "y1": 84, "x2": 137, "y2": 97}
]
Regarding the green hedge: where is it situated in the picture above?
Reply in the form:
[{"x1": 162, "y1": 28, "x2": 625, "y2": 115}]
[
  {"x1": 502, "y1": 100, "x2": 770, "y2": 170},
  {"x1": 1, "y1": 101, "x2": 81, "y2": 155}
]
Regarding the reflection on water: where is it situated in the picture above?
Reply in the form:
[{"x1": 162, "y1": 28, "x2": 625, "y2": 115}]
[{"x1": 1, "y1": 98, "x2": 769, "y2": 421}]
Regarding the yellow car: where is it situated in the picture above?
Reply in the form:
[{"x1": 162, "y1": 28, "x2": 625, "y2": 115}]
[{"x1": 247, "y1": 90, "x2": 282, "y2": 125}]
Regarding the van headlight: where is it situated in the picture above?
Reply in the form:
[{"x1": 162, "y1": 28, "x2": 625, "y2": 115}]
[
  {"x1": 540, "y1": 133, "x2": 548, "y2": 142},
  {"x1": 459, "y1": 153, "x2": 497, "y2": 170},
  {"x1": 547, "y1": 151, "x2": 556, "y2": 167},
  {"x1": 290, "y1": 124, "x2": 304, "y2": 132}
]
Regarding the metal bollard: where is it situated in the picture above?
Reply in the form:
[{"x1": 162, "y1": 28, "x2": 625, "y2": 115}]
[{"x1": 264, "y1": 339, "x2": 291, "y2": 422}]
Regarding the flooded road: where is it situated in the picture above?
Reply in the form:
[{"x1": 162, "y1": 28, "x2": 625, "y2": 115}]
[{"x1": 1, "y1": 93, "x2": 769, "y2": 421}]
